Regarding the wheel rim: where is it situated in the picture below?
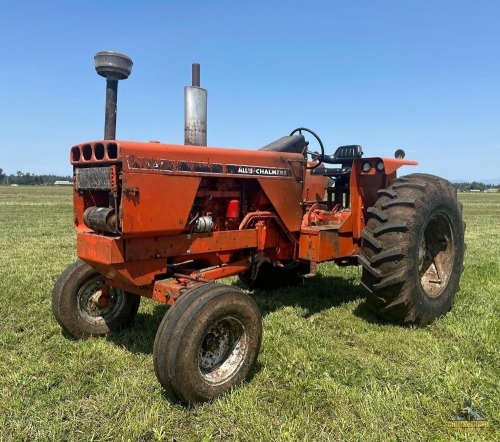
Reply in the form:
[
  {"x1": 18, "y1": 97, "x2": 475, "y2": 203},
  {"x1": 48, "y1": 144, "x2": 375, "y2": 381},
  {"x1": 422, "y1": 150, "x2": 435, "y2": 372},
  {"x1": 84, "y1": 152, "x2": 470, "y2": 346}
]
[
  {"x1": 419, "y1": 212, "x2": 455, "y2": 298},
  {"x1": 77, "y1": 275, "x2": 126, "y2": 323},
  {"x1": 198, "y1": 317, "x2": 247, "y2": 385}
]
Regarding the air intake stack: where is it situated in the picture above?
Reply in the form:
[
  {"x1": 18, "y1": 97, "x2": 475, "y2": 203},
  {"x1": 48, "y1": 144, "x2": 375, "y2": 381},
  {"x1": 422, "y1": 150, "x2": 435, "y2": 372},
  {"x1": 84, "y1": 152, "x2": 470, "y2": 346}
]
[
  {"x1": 184, "y1": 63, "x2": 207, "y2": 146},
  {"x1": 94, "y1": 51, "x2": 133, "y2": 140}
]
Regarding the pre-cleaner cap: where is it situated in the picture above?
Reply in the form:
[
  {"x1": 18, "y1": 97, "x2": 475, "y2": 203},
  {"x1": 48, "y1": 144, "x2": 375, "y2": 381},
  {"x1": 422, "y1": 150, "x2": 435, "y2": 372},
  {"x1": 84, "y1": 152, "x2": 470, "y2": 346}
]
[{"x1": 94, "y1": 51, "x2": 133, "y2": 80}]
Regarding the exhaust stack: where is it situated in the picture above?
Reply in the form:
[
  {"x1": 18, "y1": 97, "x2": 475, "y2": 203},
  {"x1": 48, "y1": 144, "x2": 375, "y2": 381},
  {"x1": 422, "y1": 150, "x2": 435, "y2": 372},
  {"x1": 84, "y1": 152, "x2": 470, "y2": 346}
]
[
  {"x1": 184, "y1": 63, "x2": 207, "y2": 146},
  {"x1": 94, "y1": 51, "x2": 133, "y2": 140}
]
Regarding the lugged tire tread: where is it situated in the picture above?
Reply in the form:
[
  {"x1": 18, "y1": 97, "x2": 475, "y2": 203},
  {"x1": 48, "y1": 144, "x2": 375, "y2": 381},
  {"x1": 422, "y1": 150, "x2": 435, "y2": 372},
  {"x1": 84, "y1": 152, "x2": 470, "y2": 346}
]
[
  {"x1": 381, "y1": 198, "x2": 416, "y2": 209},
  {"x1": 366, "y1": 207, "x2": 388, "y2": 222},
  {"x1": 370, "y1": 247, "x2": 404, "y2": 265},
  {"x1": 377, "y1": 188, "x2": 397, "y2": 198},
  {"x1": 384, "y1": 293, "x2": 410, "y2": 310},
  {"x1": 357, "y1": 254, "x2": 383, "y2": 278},
  {"x1": 373, "y1": 221, "x2": 408, "y2": 236},
  {"x1": 361, "y1": 230, "x2": 382, "y2": 250},
  {"x1": 372, "y1": 268, "x2": 409, "y2": 291},
  {"x1": 403, "y1": 306, "x2": 418, "y2": 323}
]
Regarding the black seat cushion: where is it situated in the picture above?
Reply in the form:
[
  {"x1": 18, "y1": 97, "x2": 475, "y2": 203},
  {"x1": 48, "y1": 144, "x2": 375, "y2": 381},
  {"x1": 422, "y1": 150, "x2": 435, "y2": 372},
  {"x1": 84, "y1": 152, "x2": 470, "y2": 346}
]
[
  {"x1": 259, "y1": 135, "x2": 306, "y2": 154},
  {"x1": 321, "y1": 145, "x2": 363, "y2": 165},
  {"x1": 311, "y1": 144, "x2": 362, "y2": 180}
]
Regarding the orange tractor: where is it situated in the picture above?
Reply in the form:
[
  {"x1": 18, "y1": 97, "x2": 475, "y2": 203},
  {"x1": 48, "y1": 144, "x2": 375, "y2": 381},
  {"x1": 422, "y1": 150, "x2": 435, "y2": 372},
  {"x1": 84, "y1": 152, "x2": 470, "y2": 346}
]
[{"x1": 52, "y1": 52, "x2": 465, "y2": 404}]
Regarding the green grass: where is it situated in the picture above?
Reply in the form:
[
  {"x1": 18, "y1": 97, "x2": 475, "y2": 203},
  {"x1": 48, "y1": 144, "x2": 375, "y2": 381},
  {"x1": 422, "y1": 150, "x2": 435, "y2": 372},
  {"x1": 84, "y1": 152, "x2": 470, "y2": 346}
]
[{"x1": 0, "y1": 187, "x2": 498, "y2": 441}]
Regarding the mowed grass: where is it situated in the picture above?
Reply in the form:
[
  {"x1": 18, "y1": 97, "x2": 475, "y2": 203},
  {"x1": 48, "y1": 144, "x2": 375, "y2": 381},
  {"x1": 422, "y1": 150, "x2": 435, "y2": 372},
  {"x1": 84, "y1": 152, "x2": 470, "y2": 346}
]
[{"x1": 0, "y1": 187, "x2": 498, "y2": 441}]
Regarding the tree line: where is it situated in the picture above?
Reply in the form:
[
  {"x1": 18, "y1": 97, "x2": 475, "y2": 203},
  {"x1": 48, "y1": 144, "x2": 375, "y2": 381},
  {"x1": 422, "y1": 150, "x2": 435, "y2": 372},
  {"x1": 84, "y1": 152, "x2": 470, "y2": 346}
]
[
  {"x1": 0, "y1": 169, "x2": 71, "y2": 186},
  {"x1": 451, "y1": 182, "x2": 500, "y2": 192}
]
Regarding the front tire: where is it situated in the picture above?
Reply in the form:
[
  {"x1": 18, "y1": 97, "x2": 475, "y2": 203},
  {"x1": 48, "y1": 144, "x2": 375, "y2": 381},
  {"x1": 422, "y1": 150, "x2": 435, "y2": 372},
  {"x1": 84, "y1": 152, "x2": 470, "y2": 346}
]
[
  {"x1": 153, "y1": 283, "x2": 262, "y2": 404},
  {"x1": 52, "y1": 260, "x2": 141, "y2": 338},
  {"x1": 359, "y1": 174, "x2": 465, "y2": 326}
]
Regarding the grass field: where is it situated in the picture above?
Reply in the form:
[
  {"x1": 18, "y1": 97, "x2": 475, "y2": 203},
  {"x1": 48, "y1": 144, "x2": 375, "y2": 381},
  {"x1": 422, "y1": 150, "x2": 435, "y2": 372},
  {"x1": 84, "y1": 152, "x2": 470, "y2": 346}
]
[{"x1": 0, "y1": 186, "x2": 498, "y2": 441}]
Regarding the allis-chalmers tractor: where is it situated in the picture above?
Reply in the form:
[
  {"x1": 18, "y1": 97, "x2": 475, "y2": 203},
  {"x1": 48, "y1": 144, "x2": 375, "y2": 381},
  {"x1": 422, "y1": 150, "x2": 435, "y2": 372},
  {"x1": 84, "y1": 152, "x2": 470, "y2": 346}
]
[{"x1": 52, "y1": 51, "x2": 465, "y2": 404}]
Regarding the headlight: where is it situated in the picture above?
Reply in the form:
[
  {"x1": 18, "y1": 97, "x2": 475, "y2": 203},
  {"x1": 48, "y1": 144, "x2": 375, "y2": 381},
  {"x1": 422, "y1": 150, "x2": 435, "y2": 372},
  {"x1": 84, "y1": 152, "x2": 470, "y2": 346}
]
[
  {"x1": 362, "y1": 161, "x2": 372, "y2": 173},
  {"x1": 376, "y1": 161, "x2": 385, "y2": 172},
  {"x1": 394, "y1": 149, "x2": 405, "y2": 159}
]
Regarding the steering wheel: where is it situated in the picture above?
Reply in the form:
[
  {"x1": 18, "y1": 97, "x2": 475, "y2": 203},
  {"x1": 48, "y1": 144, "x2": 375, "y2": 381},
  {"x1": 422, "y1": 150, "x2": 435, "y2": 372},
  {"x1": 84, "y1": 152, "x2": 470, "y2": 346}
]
[{"x1": 289, "y1": 127, "x2": 325, "y2": 169}]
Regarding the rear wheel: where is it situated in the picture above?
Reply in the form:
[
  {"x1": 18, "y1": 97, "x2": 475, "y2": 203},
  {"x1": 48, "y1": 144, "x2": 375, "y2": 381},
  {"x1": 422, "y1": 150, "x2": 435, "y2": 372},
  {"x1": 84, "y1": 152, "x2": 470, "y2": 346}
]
[
  {"x1": 359, "y1": 174, "x2": 465, "y2": 326},
  {"x1": 153, "y1": 283, "x2": 262, "y2": 404},
  {"x1": 52, "y1": 260, "x2": 141, "y2": 338}
]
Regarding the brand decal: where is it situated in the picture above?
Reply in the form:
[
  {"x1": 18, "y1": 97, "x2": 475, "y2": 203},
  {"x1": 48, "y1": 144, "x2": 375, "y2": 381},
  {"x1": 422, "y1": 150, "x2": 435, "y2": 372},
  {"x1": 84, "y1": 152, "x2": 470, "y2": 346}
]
[
  {"x1": 226, "y1": 164, "x2": 291, "y2": 177},
  {"x1": 126, "y1": 156, "x2": 291, "y2": 178}
]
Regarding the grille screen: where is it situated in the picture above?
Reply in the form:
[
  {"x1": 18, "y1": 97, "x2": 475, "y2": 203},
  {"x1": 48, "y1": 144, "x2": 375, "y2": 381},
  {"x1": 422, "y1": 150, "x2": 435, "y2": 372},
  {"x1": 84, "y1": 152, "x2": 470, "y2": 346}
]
[{"x1": 75, "y1": 167, "x2": 111, "y2": 191}]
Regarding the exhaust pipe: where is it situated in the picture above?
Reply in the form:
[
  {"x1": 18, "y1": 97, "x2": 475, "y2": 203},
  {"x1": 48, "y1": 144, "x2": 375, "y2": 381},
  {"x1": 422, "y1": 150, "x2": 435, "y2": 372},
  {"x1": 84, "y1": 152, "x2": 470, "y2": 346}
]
[
  {"x1": 184, "y1": 63, "x2": 207, "y2": 146},
  {"x1": 94, "y1": 51, "x2": 133, "y2": 140}
]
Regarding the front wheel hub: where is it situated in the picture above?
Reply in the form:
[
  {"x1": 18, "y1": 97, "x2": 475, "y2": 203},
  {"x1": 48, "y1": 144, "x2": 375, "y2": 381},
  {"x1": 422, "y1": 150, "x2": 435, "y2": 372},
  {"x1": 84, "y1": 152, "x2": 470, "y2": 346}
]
[
  {"x1": 198, "y1": 317, "x2": 247, "y2": 385},
  {"x1": 77, "y1": 276, "x2": 122, "y2": 321}
]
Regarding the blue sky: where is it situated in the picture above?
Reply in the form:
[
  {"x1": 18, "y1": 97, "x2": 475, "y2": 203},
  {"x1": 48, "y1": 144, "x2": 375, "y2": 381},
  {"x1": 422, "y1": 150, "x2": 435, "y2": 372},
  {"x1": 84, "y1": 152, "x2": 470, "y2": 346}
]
[{"x1": 0, "y1": 0, "x2": 499, "y2": 181}]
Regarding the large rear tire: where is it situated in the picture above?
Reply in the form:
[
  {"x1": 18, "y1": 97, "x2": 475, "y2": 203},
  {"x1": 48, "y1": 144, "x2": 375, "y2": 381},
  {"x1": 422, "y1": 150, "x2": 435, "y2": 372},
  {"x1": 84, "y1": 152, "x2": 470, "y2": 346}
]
[
  {"x1": 52, "y1": 260, "x2": 141, "y2": 338},
  {"x1": 153, "y1": 283, "x2": 262, "y2": 404},
  {"x1": 359, "y1": 174, "x2": 465, "y2": 326}
]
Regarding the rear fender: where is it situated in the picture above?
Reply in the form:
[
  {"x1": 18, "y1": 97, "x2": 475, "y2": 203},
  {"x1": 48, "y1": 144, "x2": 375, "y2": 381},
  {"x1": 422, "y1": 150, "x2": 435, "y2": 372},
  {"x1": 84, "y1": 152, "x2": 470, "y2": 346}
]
[{"x1": 350, "y1": 157, "x2": 418, "y2": 238}]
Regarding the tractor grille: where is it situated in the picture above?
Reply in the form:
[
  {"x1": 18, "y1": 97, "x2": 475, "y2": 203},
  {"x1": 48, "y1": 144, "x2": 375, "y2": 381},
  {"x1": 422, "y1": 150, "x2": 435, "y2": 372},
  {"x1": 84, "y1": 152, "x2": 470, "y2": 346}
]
[
  {"x1": 75, "y1": 167, "x2": 111, "y2": 191},
  {"x1": 71, "y1": 142, "x2": 118, "y2": 164}
]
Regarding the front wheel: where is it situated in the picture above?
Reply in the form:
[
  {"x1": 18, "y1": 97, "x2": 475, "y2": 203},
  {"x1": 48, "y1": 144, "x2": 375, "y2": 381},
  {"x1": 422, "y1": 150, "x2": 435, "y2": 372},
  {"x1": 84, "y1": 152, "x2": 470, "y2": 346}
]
[
  {"x1": 153, "y1": 283, "x2": 262, "y2": 404},
  {"x1": 359, "y1": 174, "x2": 465, "y2": 326},
  {"x1": 52, "y1": 260, "x2": 141, "y2": 338}
]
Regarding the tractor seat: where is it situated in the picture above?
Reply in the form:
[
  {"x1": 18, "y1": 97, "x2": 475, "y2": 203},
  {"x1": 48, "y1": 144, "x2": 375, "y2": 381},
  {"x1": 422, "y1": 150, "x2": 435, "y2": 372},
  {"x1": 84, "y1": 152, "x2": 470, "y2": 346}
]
[
  {"x1": 322, "y1": 145, "x2": 363, "y2": 165},
  {"x1": 311, "y1": 144, "x2": 363, "y2": 178},
  {"x1": 259, "y1": 135, "x2": 306, "y2": 154}
]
